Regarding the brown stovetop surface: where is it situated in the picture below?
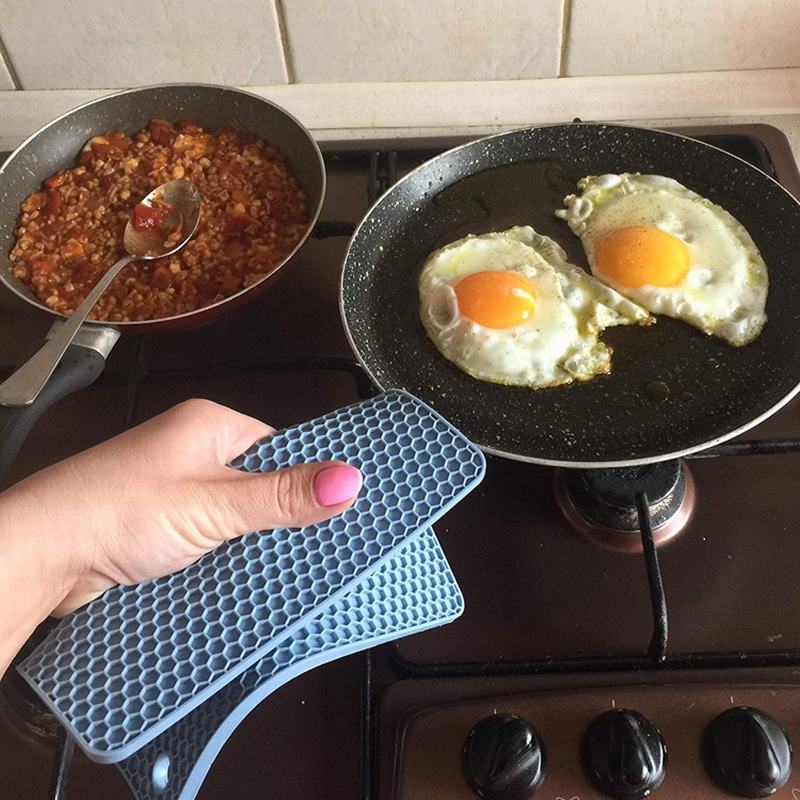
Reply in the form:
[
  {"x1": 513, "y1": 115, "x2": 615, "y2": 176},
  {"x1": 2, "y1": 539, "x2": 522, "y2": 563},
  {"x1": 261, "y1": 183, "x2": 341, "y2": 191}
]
[
  {"x1": 0, "y1": 123, "x2": 798, "y2": 800},
  {"x1": 393, "y1": 415, "x2": 800, "y2": 666}
]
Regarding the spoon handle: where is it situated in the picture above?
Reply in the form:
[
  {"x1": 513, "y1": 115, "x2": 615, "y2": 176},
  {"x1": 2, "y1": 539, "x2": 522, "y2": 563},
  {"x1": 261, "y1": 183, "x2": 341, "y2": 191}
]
[{"x1": 0, "y1": 255, "x2": 137, "y2": 407}]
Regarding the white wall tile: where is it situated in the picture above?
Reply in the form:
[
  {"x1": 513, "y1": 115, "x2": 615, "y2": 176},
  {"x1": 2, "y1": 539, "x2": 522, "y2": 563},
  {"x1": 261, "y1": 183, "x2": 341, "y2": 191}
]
[
  {"x1": 566, "y1": 0, "x2": 800, "y2": 76},
  {"x1": 0, "y1": 0, "x2": 288, "y2": 90},
  {"x1": 281, "y1": 0, "x2": 564, "y2": 82}
]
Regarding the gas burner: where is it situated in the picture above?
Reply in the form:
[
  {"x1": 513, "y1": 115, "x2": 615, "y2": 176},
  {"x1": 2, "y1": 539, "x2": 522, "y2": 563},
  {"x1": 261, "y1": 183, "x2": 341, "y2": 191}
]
[
  {"x1": 554, "y1": 460, "x2": 695, "y2": 551},
  {"x1": 0, "y1": 619, "x2": 61, "y2": 744}
]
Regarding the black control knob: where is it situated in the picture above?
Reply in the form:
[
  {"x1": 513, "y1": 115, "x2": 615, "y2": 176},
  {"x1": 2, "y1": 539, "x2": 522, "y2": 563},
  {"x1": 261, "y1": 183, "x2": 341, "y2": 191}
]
[
  {"x1": 462, "y1": 713, "x2": 546, "y2": 799},
  {"x1": 702, "y1": 707, "x2": 792, "y2": 797},
  {"x1": 581, "y1": 709, "x2": 667, "y2": 798}
]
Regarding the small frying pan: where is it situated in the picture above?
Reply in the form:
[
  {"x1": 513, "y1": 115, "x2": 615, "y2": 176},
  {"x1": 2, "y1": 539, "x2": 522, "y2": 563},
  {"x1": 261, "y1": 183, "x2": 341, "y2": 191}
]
[
  {"x1": 0, "y1": 84, "x2": 325, "y2": 481},
  {"x1": 341, "y1": 124, "x2": 800, "y2": 467}
]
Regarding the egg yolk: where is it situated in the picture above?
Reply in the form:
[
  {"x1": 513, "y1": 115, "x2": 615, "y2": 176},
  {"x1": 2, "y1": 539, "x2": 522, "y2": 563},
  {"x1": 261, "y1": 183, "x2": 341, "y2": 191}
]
[
  {"x1": 454, "y1": 270, "x2": 536, "y2": 328},
  {"x1": 593, "y1": 226, "x2": 690, "y2": 288}
]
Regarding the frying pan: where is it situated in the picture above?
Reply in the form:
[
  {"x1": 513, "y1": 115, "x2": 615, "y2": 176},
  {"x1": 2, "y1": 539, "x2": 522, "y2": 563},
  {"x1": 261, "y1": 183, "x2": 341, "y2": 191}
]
[
  {"x1": 341, "y1": 123, "x2": 800, "y2": 467},
  {"x1": 0, "y1": 84, "x2": 325, "y2": 481}
]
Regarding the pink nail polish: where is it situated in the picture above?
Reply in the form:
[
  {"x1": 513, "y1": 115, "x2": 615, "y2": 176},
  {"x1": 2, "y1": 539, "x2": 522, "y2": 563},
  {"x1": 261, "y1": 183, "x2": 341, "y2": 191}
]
[{"x1": 314, "y1": 465, "x2": 363, "y2": 507}]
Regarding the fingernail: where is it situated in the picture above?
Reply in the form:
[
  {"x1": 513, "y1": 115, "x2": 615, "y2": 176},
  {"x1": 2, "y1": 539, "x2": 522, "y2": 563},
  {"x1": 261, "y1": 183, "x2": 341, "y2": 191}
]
[{"x1": 314, "y1": 464, "x2": 363, "y2": 507}]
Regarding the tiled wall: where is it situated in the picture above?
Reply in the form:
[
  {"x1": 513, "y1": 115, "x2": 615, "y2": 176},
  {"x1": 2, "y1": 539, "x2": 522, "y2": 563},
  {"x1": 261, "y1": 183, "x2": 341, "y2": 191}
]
[{"x1": 0, "y1": 0, "x2": 798, "y2": 91}]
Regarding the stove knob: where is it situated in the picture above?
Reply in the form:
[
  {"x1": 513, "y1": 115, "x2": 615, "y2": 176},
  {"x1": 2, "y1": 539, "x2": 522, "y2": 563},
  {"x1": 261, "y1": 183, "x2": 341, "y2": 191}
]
[
  {"x1": 702, "y1": 707, "x2": 792, "y2": 797},
  {"x1": 581, "y1": 709, "x2": 666, "y2": 798},
  {"x1": 462, "y1": 713, "x2": 546, "y2": 799}
]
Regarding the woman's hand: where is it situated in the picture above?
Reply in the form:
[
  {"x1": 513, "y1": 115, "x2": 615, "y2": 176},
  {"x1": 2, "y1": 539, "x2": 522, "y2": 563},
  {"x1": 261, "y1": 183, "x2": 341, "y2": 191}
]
[{"x1": 0, "y1": 399, "x2": 362, "y2": 673}]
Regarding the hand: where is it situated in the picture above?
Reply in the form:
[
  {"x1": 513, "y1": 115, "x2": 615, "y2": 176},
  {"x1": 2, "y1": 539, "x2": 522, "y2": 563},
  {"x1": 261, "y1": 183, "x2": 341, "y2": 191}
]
[{"x1": 0, "y1": 399, "x2": 362, "y2": 673}]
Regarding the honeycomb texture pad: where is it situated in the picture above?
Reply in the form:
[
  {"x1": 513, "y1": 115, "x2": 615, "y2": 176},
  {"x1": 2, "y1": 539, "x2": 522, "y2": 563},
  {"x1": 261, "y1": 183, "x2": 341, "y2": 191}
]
[
  {"x1": 116, "y1": 528, "x2": 462, "y2": 800},
  {"x1": 19, "y1": 390, "x2": 485, "y2": 763}
]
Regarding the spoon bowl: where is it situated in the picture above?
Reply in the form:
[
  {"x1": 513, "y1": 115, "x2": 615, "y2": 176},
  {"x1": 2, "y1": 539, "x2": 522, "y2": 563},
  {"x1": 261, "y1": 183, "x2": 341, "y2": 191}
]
[{"x1": 123, "y1": 179, "x2": 202, "y2": 259}]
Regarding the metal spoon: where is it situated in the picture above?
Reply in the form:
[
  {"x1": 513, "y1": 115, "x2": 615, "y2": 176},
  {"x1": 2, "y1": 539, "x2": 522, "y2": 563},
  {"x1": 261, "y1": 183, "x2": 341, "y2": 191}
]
[{"x1": 0, "y1": 179, "x2": 202, "y2": 407}]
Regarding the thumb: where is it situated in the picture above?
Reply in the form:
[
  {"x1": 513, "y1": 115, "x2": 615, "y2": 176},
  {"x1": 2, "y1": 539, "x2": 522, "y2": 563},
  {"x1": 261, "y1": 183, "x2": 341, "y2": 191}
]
[{"x1": 216, "y1": 461, "x2": 363, "y2": 535}]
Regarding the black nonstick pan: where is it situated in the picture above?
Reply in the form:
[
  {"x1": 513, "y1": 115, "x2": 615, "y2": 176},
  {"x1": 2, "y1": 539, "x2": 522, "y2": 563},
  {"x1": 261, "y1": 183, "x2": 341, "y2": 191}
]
[
  {"x1": 340, "y1": 123, "x2": 800, "y2": 467},
  {"x1": 0, "y1": 84, "x2": 325, "y2": 482}
]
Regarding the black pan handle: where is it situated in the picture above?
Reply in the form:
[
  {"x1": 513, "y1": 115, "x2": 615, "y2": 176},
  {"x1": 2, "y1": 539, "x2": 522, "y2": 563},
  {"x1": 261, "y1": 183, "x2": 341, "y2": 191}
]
[
  {"x1": 0, "y1": 344, "x2": 108, "y2": 487},
  {"x1": 312, "y1": 220, "x2": 356, "y2": 239}
]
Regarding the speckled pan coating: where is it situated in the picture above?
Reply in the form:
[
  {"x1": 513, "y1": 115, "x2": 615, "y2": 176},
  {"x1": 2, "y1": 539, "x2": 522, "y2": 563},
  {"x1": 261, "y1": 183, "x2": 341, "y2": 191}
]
[
  {"x1": 116, "y1": 529, "x2": 463, "y2": 800},
  {"x1": 341, "y1": 123, "x2": 800, "y2": 466}
]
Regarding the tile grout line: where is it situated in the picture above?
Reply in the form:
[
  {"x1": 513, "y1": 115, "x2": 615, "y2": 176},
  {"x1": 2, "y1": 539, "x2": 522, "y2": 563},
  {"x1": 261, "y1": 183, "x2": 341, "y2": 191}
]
[
  {"x1": 273, "y1": 0, "x2": 296, "y2": 85},
  {"x1": 0, "y1": 33, "x2": 22, "y2": 89},
  {"x1": 558, "y1": 0, "x2": 574, "y2": 78}
]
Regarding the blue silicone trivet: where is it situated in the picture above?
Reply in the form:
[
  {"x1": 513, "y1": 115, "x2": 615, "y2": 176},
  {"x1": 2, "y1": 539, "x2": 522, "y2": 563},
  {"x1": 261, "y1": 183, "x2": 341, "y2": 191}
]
[
  {"x1": 19, "y1": 390, "x2": 485, "y2": 763},
  {"x1": 116, "y1": 528, "x2": 462, "y2": 800}
]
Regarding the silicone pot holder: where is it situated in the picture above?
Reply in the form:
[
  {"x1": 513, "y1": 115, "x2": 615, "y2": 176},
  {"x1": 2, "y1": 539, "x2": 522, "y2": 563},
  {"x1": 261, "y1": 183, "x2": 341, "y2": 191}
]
[
  {"x1": 19, "y1": 390, "x2": 485, "y2": 763},
  {"x1": 117, "y1": 528, "x2": 462, "y2": 800}
]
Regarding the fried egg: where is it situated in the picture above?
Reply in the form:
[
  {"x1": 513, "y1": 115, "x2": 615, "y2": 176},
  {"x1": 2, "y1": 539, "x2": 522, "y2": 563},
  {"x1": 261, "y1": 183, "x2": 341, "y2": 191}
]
[
  {"x1": 418, "y1": 226, "x2": 652, "y2": 388},
  {"x1": 556, "y1": 174, "x2": 768, "y2": 346}
]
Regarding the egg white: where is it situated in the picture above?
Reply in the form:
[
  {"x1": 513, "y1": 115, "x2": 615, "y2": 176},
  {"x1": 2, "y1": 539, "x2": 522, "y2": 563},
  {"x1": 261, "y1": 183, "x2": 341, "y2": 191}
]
[
  {"x1": 418, "y1": 226, "x2": 652, "y2": 388},
  {"x1": 556, "y1": 173, "x2": 768, "y2": 346}
]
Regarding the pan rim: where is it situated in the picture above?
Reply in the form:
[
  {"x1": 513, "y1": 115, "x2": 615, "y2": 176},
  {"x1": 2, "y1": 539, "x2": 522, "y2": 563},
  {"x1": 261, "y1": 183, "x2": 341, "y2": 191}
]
[
  {"x1": 0, "y1": 82, "x2": 326, "y2": 328},
  {"x1": 339, "y1": 120, "x2": 800, "y2": 468}
]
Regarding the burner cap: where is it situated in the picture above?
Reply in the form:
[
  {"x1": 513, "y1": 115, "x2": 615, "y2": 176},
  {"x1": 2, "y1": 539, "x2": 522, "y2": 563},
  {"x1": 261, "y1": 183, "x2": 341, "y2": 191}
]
[
  {"x1": 578, "y1": 462, "x2": 682, "y2": 515},
  {"x1": 555, "y1": 460, "x2": 695, "y2": 551}
]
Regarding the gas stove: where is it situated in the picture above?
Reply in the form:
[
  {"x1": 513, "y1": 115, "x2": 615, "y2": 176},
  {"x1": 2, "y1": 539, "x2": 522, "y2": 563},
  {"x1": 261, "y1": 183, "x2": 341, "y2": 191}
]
[{"x1": 1, "y1": 123, "x2": 799, "y2": 800}]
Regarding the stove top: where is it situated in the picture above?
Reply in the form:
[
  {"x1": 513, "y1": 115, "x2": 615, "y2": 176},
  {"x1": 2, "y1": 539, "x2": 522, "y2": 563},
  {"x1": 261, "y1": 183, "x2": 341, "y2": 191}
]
[{"x1": 1, "y1": 122, "x2": 799, "y2": 800}]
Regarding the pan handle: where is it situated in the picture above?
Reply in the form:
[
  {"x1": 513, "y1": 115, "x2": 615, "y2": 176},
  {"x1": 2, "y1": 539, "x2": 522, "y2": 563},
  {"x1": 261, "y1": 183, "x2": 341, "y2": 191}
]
[
  {"x1": 312, "y1": 220, "x2": 356, "y2": 239},
  {"x1": 0, "y1": 326, "x2": 118, "y2": 486},
  {"x1": 0, "y1": 256, "x2": 133, "y2": 407}
]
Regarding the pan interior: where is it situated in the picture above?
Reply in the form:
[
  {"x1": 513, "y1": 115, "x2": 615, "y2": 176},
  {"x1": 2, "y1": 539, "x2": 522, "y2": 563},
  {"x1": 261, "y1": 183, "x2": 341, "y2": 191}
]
[
  {"x1": 342, "y1": 124, "x2": 800, "y2": 465},
  {"x1": 0, "y1": 84, "x2": 324, "y2": 322}
]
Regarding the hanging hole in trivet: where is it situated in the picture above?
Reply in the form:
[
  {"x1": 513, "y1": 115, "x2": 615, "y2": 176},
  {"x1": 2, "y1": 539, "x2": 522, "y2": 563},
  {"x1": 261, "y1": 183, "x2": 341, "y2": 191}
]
[{"x1": 151, "y1": 752, "x2": 170, "y2": 792}]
